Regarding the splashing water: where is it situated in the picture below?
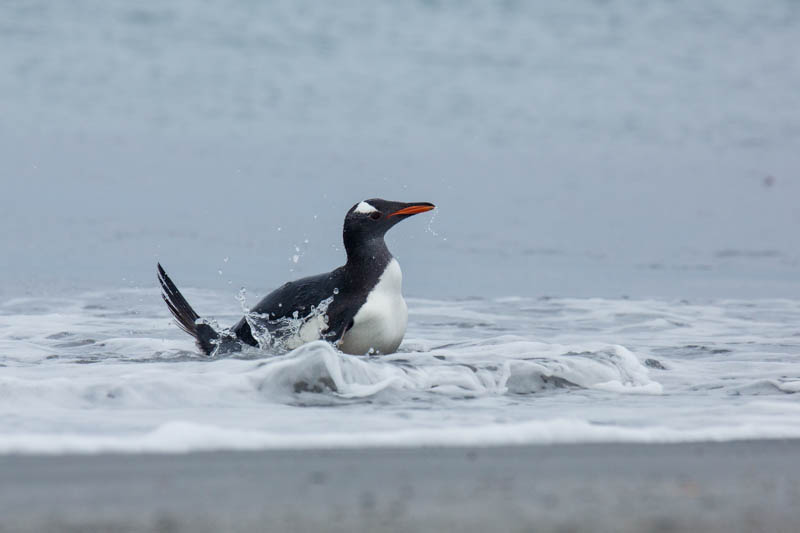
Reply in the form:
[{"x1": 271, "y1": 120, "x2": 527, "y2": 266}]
[
  {"x1": 224, "y1": 289, "x2": 336, "y2": 355},
  {"x1": 425, "y1": 207, "x2": 446, "y2": 241},
  {"x1": 252, "y1": 294, "x2": 335, "y2": 353}
]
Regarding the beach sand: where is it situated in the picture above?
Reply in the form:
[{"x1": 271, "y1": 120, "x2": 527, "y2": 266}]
[{"x1": 1, "y1": 440, "x2": 798, "y2": 532}]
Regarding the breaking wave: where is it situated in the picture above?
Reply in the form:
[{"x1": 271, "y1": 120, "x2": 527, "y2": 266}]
[{"x1": 1, "y1": 290, "x2": 799, "y2": 454}]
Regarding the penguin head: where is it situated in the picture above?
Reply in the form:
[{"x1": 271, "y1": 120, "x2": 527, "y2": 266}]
[{"x1": 343, "y1": 198, "x2": 435, "y2": 246}]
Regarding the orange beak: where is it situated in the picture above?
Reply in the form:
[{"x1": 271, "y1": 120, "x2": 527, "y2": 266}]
[{"x1": 387, "y1": 204, "x2": 436, "y2": 218}]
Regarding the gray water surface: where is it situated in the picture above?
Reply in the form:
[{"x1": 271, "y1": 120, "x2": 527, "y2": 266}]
[
  {"x1": 2, "y1": 1, "x2": 800, "y2": 457},
  {"x1": 1, "y1": 0, "x2": 799, "y2": 299}
]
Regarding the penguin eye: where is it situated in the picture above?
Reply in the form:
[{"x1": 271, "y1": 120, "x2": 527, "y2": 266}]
[{"x1": 369, "y1": 211, "x2": 382, "y2": 220}]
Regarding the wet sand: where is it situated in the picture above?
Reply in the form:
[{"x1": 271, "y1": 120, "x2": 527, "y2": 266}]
[{"x1": 1, "y1": 440, "x2": 799, "y2": 532}]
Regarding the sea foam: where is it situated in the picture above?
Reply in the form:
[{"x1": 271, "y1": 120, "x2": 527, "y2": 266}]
[{"x1": 1, "y1": 290, "x2": 799, "y2": 454}]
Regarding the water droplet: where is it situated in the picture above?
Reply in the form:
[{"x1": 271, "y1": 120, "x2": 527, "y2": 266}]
[
  {"x1": 236, "y1": 288, "x2": 249, "y2": 312},
  {"x1": 425, "y1": 208, "x2": 444, "y2": 240},
  {"x1": 333, "y1": 288, "x2": 339, "y2": 295},
  {"x1": 292, "y1": 255, "x2": 300, "y2": 263},
  {"x1": 223, "y1": 257, "x2": 229, "y2": 263}
]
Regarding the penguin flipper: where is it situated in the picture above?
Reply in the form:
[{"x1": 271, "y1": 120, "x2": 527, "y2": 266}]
[
  {"x1": 323, "y1": 307, "x2": 357, "y2": 346},
  {"x1": 157, "y1": 263, "x2": 220, "y2": 355}
]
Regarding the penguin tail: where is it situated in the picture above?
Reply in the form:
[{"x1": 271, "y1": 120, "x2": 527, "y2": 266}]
[{"x1": 157, "y1": 263, "x2": 219, "y2": 355}]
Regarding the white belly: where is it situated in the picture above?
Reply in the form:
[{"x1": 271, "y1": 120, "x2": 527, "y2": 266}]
[{"x1": 339, "y1": 259, "x2": 408, "y2": 355}]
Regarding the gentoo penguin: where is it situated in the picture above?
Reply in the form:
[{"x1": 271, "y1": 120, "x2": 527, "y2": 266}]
[{"x1": 158, "y1": 199, "x2": 435, "y2": 355}]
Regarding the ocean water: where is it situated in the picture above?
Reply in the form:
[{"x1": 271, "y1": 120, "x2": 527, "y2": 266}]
[
  {"x1": 1, "y1": 289, "x2": 799, "y2": 453},
  {"x1": 1, "y1": 0, "x2": 800, "y2": 453}
]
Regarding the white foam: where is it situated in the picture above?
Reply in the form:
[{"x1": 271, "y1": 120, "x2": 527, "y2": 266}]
[
  {"x1": 1, "y1": 290, "x2": 800, "y2": 454},
  {"x1": 4, "y1": 419, "x2": 800, "y2": 455}
]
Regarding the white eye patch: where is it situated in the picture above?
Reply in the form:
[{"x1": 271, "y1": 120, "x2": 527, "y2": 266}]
[{"x1": 354, "y1": 201, "x2": 378, "y2": 214}]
